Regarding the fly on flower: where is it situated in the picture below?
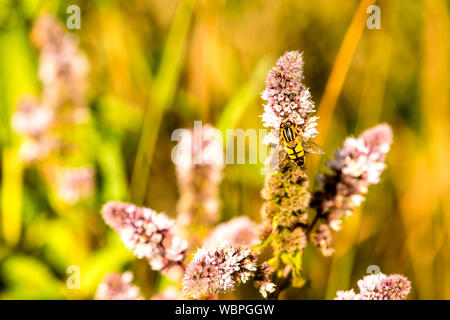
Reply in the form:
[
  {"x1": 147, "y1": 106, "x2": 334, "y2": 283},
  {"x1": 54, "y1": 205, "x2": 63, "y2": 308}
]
[{"x1": 269, "y1": 118, "x2": 324, "y2": 168}]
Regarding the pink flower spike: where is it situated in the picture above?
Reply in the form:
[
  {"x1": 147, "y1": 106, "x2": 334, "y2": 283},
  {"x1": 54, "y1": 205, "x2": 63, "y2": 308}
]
[
  {"x1": 95, "y1": 272, "x2": 142, "y2": 300},
  {"x1": 182, "y1": 243, "x2": 257, "y2": 299},
  {"x1": 101, "y1": 201, "x2": 188, "y2": 271}
]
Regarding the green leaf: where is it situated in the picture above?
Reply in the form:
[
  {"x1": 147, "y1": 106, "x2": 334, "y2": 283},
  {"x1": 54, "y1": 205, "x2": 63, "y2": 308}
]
[
  {"x1": 268, "y1": 256, "x2": 280, "y2": 273},
  {"x1": 280, "y1": 250, "x2": 305, "y2": 288}
]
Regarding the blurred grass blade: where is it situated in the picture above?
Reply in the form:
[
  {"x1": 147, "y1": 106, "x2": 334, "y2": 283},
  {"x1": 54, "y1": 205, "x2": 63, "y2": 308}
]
[
  {"x1": 329, "y1": 19, "x2": 393, "y2": 299},
  {"x1": 0, "y1": 27, "x2": 38, "y2": 246},
  {"x1": 316, "y1": 0, "x2": 376, "y2": 297},
  {"x1": 417, "y1": 0, "x2": 449, "y2": 299},
  {"x1": 355, "y1": 31, "x2": 391, "y2": 132},
  {"x1": 313, "y1": 0, "x2": 376, "y2": 168},
  {"x1": 99, "y1": 138, "x2": 129, "y2": 202},
  {"x1": 1, "y1": 148, "x2": 23, "y2": 247},
  {"x1": 79, "y1": 234, "x2": 134, "y2": 298},
  {"x1": 217, "y1": 57, "x2": 272, "y2": 135},
  {"x1": 131, "y1": 0, "x2": 196, "y2": 204}
]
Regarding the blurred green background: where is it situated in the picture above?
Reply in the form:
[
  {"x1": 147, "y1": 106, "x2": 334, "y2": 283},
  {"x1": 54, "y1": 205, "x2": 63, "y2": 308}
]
[{"x1": 0, "y1": 0, "x2": 449, "y2": 299}]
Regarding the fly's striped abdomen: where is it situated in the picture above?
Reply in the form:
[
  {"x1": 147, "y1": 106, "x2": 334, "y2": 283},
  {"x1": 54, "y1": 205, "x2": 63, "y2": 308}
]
[{"x1": 285, "y1": 142, "x2": 305, "y2": 166}]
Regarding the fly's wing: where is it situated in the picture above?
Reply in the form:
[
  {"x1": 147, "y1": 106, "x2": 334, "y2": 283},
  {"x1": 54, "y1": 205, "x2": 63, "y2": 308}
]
[{"x1": 301, "y1": 138, "x2": 325, "y2": 155}]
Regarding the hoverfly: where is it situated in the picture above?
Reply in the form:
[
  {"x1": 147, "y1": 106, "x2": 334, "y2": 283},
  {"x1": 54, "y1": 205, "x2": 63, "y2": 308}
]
[{"x1": 269, "y1": 118, "x2": 324, "y2": 167}]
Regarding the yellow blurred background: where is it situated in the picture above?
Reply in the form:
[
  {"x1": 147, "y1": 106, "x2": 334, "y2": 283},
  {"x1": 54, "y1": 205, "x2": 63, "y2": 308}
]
[{"x1": 0, "y1": 0, "x2": 449, "y2": 299}]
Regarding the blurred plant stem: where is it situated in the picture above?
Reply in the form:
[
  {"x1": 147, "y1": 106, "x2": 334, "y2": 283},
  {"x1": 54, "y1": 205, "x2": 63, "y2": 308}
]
[
  {"x1": 272, "y1": 264, "x2": 292, "y2": 299},
  {"x1": 131, "y1": 0, "x2": 196, "y2": 205},
  {"x1": 312, "y1": 0, "x2": 376, "y2": 174}
]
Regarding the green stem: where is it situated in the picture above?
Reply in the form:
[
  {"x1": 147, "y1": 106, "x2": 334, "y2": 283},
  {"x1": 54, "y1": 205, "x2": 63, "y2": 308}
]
[
  {"x1": 273, "y1": 212, "x2": 323, "y2": 299},
  {"x1": 272, "y1": 264, "x2": 292, "y2": 299},
  {"x1": 305, "y1": 212, "x2": 322, "y2": 238}
]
